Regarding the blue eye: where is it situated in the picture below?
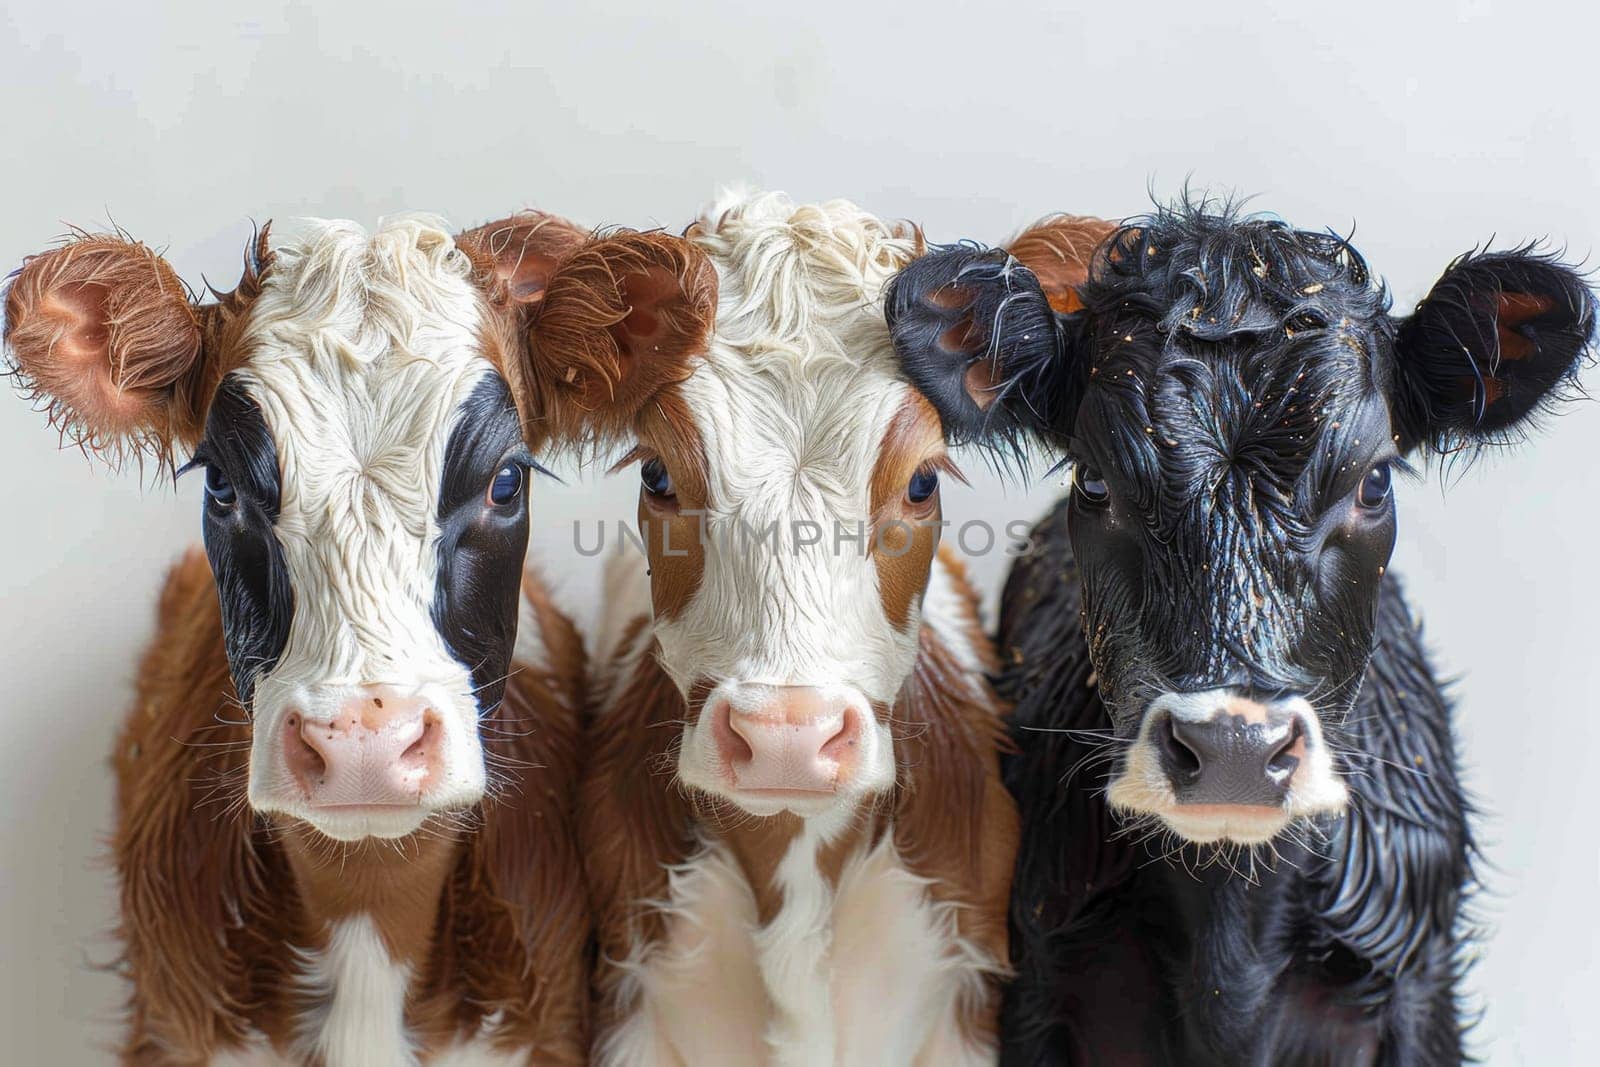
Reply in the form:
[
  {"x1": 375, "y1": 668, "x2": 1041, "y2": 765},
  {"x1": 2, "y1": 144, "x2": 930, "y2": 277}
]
[
  {"x1": 640, "y1": 457, "x2": 674, "y2": 498},
  {"x1": 204, "y1": 465, "x2": 236, "y2": 507},
  {"x1": 487, "y1": 464, "x2": 524, "y2": 506},
  {"x1": 1074, "y1": 465, "x2": 1109, "y2": 505},
  {"x1": 907, "y1": 465, "x2": 939, "y2": 504},
  {"x1": 1358, "y1": 463, "x2": 1392, "y2": 509}
]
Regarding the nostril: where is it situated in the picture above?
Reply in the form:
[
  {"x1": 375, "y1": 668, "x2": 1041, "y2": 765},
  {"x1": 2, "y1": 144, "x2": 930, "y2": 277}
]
[
  {"x1": 283, "y1": 712, "x2": 327, "y2": 787},
  {"x1": 1266, "y1": 717, "x2": 1305, "y2": 779},
  {"x1": 818, "y1": 707, "x2": 861, "y2": 763},
  {"x1": 400, "y1": 712, "x2": 440, "y2": 771},
  {"x1": 1159, "y1": 716, "x2": 1203, "y2": 780},
  {"x1": 712, "y1": 702, "x2": 755, "y2": 766}
]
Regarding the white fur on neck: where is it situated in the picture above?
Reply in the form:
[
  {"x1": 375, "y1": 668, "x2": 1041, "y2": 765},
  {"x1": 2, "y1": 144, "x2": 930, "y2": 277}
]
[
  {"x1": 294, "y1": 915, "x2": 414, "y2": 1066},
  {"x1": 598, "y1": 812, "x2": 1002, "y2": 1066}
]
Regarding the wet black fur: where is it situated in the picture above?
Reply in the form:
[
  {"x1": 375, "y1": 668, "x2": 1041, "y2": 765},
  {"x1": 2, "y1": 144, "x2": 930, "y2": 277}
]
[
  {"x1": 886, "y1": 245, "x2": 1067, "y2": 456},
  {"x1": 997, "y1": 500, "x2": 1473, "y2": 1065},
  {"x1": 887, "y1": 200, "x2": 1595, "y2": 1064}
]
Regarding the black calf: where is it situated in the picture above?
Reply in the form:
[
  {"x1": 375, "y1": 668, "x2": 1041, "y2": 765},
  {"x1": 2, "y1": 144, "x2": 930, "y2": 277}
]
[
  {"x1": 996, "y1": 501, "x2": 1470, "y2": 1063},
  {"x1": 886, "y1": 199, "x2": 1594, "y2": 1064}
]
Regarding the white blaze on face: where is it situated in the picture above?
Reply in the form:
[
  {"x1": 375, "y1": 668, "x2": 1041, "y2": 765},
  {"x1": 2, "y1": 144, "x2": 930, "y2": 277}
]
[
  {"x1": 648, "y1": 193, "x2": 934, "y2": 815},
  {"x1": 237, "y1": 217, "x2": 497, "y2": 840}
]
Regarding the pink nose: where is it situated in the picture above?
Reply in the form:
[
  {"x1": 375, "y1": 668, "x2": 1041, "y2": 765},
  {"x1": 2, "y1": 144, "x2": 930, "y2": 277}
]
[
  {"x1": 283, "y1": 687, "x2": 442, "y2": 807},
  {"x1": 710, "y1": 687, "x2": 865, "y2": 794}
]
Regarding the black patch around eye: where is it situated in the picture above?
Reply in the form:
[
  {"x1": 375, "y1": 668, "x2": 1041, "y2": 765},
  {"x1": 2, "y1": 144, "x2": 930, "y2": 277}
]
[
  {"x1": 196, "y1": 378, "x2": 291, "y2": 705},
  {"x1": 431, "y1": 374, "x2": 530, "y2": 717}
]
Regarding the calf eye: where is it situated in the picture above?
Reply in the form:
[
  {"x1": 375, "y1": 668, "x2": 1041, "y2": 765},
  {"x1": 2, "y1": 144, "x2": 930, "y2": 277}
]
[
  {"x1": 907, "y1": 465, "x2": 939, "y2": 504},
  {"x1": 486, "y1": 463, "x2": 524, "y2": 507},
  {"x1": 1074, "y1": 465, "x2": 1110, "y2": 506},
  {"x1": 641, "y1": 457, "x2": 675, "y2": 498},
  {"x1": 1357, "y1": 463, "x2": 1392, "y2": 509},
  {"x1": 204, "y1": 466, "x2": 236, "y2": 507}
]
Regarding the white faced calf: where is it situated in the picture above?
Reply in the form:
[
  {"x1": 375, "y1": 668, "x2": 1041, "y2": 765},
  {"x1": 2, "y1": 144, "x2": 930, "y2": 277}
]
[
  {"x1": 580, "y1": 191, "x2": 1019, "y2": 1066},
  {"x1": 4, "y1": 213, "x2": 678, "y2": 1063}
]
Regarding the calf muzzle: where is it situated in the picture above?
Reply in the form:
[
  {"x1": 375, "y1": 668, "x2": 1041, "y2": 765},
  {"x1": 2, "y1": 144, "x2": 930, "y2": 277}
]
[
  {"x1": 284, "y1": 686, "x2": 442, "y2": 808},
  {"x1": 1150, "y1": 691, "x2": 1313, "y2": 808},
  {"x1": 709, "y1": 685, "x2": 866, "y2": 795}
]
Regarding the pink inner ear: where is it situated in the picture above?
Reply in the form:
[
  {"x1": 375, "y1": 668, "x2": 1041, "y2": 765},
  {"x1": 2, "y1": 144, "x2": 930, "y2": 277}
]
[
  {"x1": 468, "y1": 214, "x2": 589, "y2": 306},
  {"x1": 1496, "y1": 291, "x2": 1553, "y2": 362},
  {"x1": 964, "y1": 357, "x2": 1003, "y2": 410},
  {"x1": 927, "y1": 282, "x2": 971, "y2": 310},
  {"x1": 506, "y1": 252, "x2": 561, "y2": 304},
  {"x1": 606, "y1": 265, "x2": 682, "y2": 362},
  {"x1": 45, "y1": 283, "x2": 111, "y2": 356},
  {"x1": 35, "y1": 282, "x2": 158, "y2": 436},
  {"x1": 928, "y1": 283, "x2": 983, "y2": 357},
  {"x1": 621, "y1": 303, "x2": 660, "y2": 340}
]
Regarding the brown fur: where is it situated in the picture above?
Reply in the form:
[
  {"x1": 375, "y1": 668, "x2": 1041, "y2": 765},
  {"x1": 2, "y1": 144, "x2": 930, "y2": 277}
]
[
  {"x1": 526, "y1": 232, "x2": 718, "y2": 446},
  {"x1": 1007, "y1": 215, "x2": 1118, "y2": 313},
  {"x1": 456, "y1": 213, "x2": 593, "y2": 447},
  {"x1": 113, "y1": 551, "x2": 589, "y2": 1063},
  {"x1": 458, "y1": 213, "x2": 591, "y2": 307},
  {"x1": 890, "y1": 547, "x2": 1018, "y2": 1045},
  {"x1": 868, "y1": 394, "x2": 947, "y2": 629},
  {"x1": 4, "y1": 227, "x2": 277, "y2": 473},
  {"x1": 629, "y1": 385, "x2": 716, "y2": 622},
  {"x1": 636, "y1": 489, "x2": 706, "y2": 623},
  {"x1": 582, "y1": 547, "x2": 1016, "y2": 1051},
  {"x1": 6, "y1": 215, "x2": 692, "y2": 472},
  {"x1": 6, "y1": 235, "x2": 207, "y2": 467},
  {"x1": 578, "y1": 633, "x2": 695, "y2": 1040}
]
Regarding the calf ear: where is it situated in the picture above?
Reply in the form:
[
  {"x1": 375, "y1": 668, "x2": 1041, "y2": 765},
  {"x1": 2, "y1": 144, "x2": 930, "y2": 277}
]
[
  {"x1": 5, "y1": 234, "x2": 212, "y2": 466},
  {"x1": 1007, "y1": 214, "x2": 1118, "y2": 314},
  {"x1": 458, "y1": 211, "x2": 589, "y2": 307},
  {"x1": 885, "y1": 216, "x2": 1112, "y2": 452},
  {"x1": 527, "y1": 231, "x2": 718, "y2": 443},
  {"x1": 1392, "y1": 247, "x2": 1596, "y2": 453}
]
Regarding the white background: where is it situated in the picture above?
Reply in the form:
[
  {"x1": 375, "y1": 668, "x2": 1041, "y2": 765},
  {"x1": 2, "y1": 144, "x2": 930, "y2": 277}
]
[{"x1": 1, "y1": 1, "x2": 1594, "y2": 1062}]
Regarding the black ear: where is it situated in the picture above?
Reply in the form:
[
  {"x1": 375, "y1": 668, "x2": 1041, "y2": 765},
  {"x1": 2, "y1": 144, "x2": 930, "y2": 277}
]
[
  {"x1": 884, "y1": 245, "x2": 1078, "y2": 453},
  {"x1": 1392, "y1": 247, "x2": 1596, "y2": 453}
]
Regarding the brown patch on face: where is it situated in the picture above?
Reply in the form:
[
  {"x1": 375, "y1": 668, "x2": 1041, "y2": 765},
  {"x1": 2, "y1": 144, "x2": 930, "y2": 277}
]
[
  {"x1": 112, "y1": 552, "x2": 589, "y2": 1062},
  {"x1": 869, "y1": 394, "x2": 947, "y2": 629},
  {"x1": 5, "y1": 226, "x2": 272, "y2": 469},
  {"x1": 890, "y1": 547, "x2": 1016, "y2": 1047},
  {"x1": 1007, "y1": 215, "x2": 1118, "y2": 314},
  {"x1": 633, "y1": 389, "x2": 712, "y2": 621}
]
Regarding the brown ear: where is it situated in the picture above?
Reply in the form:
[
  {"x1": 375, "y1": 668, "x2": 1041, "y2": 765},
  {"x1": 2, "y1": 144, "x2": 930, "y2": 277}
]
[
  {"x1": 457, "y1": 211, "x2": 590, "y2": 306},
  {"x1": 528, "y1": 230, "x2": 718, "y2": 443},
  {"x1": 1006, "y1": 215, "x2": 1117, "y2": 314},
  {"x1": 5, "y1": 234, "x2": 211, "y2": 465}
]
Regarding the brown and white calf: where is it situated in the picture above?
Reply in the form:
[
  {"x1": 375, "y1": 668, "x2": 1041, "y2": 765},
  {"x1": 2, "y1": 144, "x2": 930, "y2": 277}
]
[
  {"x1": 4, "y1": 212, "x2": 692, "y2": 1063},
  {"x1": 577, "y1": 191, "x2": 1020, "y2": 1065}
]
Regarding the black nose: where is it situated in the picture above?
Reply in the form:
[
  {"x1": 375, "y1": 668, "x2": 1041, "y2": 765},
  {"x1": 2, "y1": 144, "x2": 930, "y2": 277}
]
[{"x1": 1157, "y1": 712, "x2": 1303, "y2": 807}]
